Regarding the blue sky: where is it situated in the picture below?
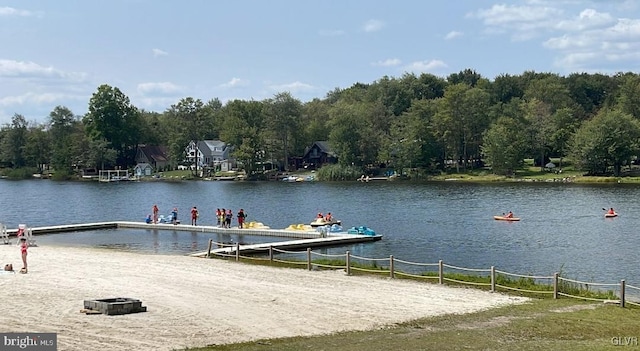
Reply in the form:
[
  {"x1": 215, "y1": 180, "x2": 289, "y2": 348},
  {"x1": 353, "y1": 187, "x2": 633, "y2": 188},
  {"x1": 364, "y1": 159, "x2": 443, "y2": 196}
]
[{"x1": 2, "y1": 0, "x2": 640, "y2": 125}]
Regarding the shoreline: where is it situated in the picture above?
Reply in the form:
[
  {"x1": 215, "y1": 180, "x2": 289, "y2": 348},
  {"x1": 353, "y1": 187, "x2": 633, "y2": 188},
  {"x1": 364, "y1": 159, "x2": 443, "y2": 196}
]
[{"x1": 0, "y1": 245, "x2": 528, "y2": 351}]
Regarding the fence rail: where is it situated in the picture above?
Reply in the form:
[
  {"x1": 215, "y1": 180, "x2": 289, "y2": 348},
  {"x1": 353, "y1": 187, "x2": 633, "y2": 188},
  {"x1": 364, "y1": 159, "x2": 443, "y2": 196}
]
[{"x1": 204, "y1": 239, "x2": 639, "y2": 308}]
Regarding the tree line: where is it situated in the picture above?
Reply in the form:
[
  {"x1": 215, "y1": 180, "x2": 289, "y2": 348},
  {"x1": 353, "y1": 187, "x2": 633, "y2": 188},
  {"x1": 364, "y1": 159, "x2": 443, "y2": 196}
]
[{"x1": 2, "y1": 69, "x2": 640, "y2": 179}]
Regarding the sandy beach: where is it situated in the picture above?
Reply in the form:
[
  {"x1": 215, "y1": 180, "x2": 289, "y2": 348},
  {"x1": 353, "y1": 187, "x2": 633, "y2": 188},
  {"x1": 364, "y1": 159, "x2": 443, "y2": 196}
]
[{"x1": 0, "y1": 244, "x2": 528, "y2": 351}]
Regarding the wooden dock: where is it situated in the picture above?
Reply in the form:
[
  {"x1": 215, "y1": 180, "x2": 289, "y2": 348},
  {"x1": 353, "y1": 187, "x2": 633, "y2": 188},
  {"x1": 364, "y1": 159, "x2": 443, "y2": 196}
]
[
  {"x1": 2, "y1": 221, "x2": 382, "y2": 254},
  {"x1": 190, "y1": 234, "x2": 382, "y2": 257}
]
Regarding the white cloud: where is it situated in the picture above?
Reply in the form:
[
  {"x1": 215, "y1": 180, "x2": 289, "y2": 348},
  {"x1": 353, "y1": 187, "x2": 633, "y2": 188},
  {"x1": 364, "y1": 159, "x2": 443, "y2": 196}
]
[
  {"x1": 372, "y1": 58, "x2": 402, "y2": 67},
  {"x1": 219, "y1": 77, "x2": 249, "y2": 88},
  {"x1": 362, "y1": 19, "x2": 385, "y2": 33},
  {"x1": 404, "y1": 60, "x2": 448, "y2": 72},
  {"x1": 319, "y1": 29, "x2": 345, "y2": 36},
  {"x1": 468, "y1": 4, "x2": 563, "y2": 40},
  {"x1": 543, "y1": 34, "x2": 594, "y2": 50},
  {"x1": 0, "y1": 59, "x2": 85, "y2": 81},
  {"x1": 556, "y1": 8, "x2": 615, "y2": 31},
  {"x1": 268, "y1": 81, "x2": 315, "y2": 93},
  {"x1": 0, "y1": 6, "x2": 35, "y2": 16},
  {"x1": 137, "y1": 82, "x2": 184, "y2": 96},
  {"x1": 444, "y1": 31, "x2": 464, "y2": 40},
  {"x1": 0, "y1": 92, "x2": 87, "y2": 109},
  {"x1": 152, "y1": 48, "x2": 168, "y2": 57}
]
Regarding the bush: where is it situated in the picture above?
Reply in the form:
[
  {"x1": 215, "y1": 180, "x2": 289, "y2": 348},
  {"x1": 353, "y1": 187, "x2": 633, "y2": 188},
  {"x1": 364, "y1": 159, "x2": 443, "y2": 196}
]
[{"x1": 316, "y1": 164, "x2": 362, "y2": 181}]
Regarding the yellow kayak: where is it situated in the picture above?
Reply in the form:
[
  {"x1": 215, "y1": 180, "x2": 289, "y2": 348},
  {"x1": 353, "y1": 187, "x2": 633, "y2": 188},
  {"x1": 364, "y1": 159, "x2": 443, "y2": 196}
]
[{"x1": 494, "y1": 216, "x2": 520, "y2": 222}]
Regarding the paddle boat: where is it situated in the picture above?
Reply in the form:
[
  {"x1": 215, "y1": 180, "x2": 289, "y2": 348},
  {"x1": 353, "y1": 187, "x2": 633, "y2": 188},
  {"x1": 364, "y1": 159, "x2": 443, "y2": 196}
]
[
  {"x1": 346, "y1": 226, "x2": 376, "y2": 236},
  {"x1": 310, "y1": 218, "x2": 342, "y2": 227},
  {"x1": 493, "y1": 215, "x2": 520, "y2": 222},
  {"x1": 604, "y1": 213, "x2": 618, "y2": 218}
]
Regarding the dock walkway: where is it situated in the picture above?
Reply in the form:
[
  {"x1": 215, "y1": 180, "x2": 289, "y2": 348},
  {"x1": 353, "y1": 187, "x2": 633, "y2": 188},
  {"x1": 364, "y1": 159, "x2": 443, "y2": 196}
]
[{"x1": 1, "y1": 221, "x2": 382, "y2": 254}]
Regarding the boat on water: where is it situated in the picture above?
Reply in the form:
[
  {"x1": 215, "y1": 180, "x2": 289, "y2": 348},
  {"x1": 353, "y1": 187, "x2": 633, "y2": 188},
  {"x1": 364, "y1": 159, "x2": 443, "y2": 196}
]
[
  {"x1": 310, "y1": 218, "x2": 342, "y2": 227},
  {"x1": 493, "y1": 215, "x2": 520, "y2": 222},
  {"x1": 605, "y1": 213, "x2": 618, "y2": 218}
]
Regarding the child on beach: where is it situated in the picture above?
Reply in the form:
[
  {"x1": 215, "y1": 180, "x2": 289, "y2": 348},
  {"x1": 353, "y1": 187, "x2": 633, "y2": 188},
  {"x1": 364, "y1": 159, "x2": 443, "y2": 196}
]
[{"x1": 19, "y1": 237, "x2": 28, "y2": 274}]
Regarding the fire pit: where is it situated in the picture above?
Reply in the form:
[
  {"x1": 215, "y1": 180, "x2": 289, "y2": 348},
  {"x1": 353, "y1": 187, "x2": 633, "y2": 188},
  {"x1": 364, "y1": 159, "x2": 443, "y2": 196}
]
[{"x1": 83, "y1": 298, "x2": 147, "y2": 315}]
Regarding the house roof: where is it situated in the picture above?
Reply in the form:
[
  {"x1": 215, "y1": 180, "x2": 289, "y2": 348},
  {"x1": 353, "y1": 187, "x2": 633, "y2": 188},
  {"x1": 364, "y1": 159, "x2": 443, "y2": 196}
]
[
  {"x1": 303, "y1": 141, "x2": 336, "y2": 159},
  {"x1": 139, "y1": 145, "x2": 169, "y2": 162},
  {"x1": 134, "y1": 162, "x2": 152, "y2": 169},
  {"x1": 197, "y1": 140, "x2": 227, "y2": 153}
]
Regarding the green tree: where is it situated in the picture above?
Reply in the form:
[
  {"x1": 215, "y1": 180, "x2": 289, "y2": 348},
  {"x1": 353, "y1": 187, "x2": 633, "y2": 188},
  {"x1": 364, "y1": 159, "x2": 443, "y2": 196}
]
[
  {"x1": 219, "y1": 99, "x2": 266, "y2": 174},
  {"x1": 0, "y1": 114, "x2": 29, "y2": 168},
  {"x1": 166, "y1": 97, "x2": 209, "y2": 176},
  {"x1": 84, "y1": 84, "x2": 141, "y2": 167},
  {"x1": 570, "y1": 110, "x2": 640, "y2": 176},
  {"x1": 48, "y1": 106, "x2": 78, "y2": 175},
  {"x1": 482, "y1": 117, "x2": 528, "y2": 175},
  {"x1": 264, "y1": 92, "x2": 303, "y2": 171},
  {"x1": 327, "y1": 101, "x2": 377, "y2": 167},
  {"x1": 23, "y1": 125, "x2": 50, "y2": 172}
]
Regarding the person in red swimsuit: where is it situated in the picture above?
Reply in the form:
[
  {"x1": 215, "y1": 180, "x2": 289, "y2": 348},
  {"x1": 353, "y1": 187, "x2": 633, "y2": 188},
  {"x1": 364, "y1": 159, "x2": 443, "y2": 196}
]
[
  {"x1": 191, "y1": 206, "x2": 199, "y2": 226},
  {"x1": 19, "y1": 237, "x2": 28, "y2": 274}
]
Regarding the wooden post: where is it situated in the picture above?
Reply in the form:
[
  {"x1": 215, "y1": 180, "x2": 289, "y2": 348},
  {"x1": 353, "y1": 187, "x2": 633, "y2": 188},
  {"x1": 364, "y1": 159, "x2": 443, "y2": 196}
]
[
  {"x1": 307, "y1": 248, "x2": 312, "y2": 270},
  {"x1": 553, "y1": 272, "x2": 559, "y2": 299},
  {"x1": 235, "y1": 242, "x2": 240, "y2": 261},
  {"x1": 389, "y1": 255, "x2": 394, "y2": 279},
  {"x1": 269, "y1": 245, "x2": 273, "y2": 263},
  {"x1": 438, "y1": 260, "x2": 443, "y2": 284},
  {"x1": 346, "y1": 251, "x2": 351, "y2": 275},
  {"x1": 206, "y1": 239, "x2": 213, "y2": 258},
  {"x1": 621, "y1": 280, "x2": 626, "y2": 308},
  {"x1": 490, "y1": 266, "x2": 495, "y2": 292}
]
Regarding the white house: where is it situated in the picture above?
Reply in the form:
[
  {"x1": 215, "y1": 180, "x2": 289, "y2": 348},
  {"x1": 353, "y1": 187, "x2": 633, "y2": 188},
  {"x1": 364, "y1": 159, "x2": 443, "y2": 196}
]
[
  {"x1": 184, "y1": 140, "x2": 234, "y2": 171},
  {"x1": 134, "y1": 163, "x2": 153, "y2": 177}
]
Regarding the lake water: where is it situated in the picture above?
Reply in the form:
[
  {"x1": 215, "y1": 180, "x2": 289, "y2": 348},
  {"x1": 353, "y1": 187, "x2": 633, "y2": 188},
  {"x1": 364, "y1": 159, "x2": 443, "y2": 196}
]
[{"x1": 0, "y1": 178, "x2": 638, "y2": 285}]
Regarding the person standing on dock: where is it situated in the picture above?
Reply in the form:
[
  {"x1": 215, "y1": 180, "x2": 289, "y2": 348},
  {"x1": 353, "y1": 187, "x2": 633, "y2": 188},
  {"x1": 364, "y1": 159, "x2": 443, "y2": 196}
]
[
  {"x1": 216, "y1": 209, "x2": 222, "y2": 227},
  {"x1": 225, "y1": 209, "x2": 233, "y2": 228},
  {"x1": 191, "y1": 206, "x2": 199, "y2": 226},
  {"x1": 171, "y1": 207, "x2": 178, "y2": 225},
  {"x1": 152, "y1": 204, "x2": 159, "y2": 224},
  {"x1": 237, "y1": 209, "x2": 246, "y2": 228}
]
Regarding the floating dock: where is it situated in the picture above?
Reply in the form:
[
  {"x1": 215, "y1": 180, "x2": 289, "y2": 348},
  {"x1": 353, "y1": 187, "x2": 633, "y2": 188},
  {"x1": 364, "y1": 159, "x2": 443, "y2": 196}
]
[{"x1": 2, "y1": 221, "x2": 382, "y2": 254}]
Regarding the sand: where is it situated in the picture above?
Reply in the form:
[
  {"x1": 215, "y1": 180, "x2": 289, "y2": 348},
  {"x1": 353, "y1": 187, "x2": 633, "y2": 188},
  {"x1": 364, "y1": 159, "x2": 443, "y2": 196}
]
[{"x1": 0, "y1": 244, "x2": 528, "y2": 351}]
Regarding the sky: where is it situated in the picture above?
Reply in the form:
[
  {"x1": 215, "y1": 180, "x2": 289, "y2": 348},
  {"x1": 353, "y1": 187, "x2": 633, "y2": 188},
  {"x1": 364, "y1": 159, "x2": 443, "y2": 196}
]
[{"x1": 2, "y1": 0, "x2": 640, "y2": 125}]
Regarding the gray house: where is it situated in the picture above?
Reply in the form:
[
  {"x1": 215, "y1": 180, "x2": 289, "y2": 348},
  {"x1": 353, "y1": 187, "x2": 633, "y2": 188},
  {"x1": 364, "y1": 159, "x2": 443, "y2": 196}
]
[{"x1": 185, "y1": 140, "x2": 234, "y2": 171}]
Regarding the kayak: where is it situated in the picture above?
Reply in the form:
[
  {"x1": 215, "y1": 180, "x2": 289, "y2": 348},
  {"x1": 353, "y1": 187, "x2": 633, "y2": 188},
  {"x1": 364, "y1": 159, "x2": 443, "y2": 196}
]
[
  {"x1": 604, "y1": 213, "x2": 618, "y2": 218},
  {"x1": 494, "y1": 216, "x2": 520, "y2": 221}
]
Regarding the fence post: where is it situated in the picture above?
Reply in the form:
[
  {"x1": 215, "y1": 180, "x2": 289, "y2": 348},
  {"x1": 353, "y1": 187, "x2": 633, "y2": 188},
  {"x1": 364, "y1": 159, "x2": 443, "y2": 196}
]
[
  {"x1": 235, "y1": 242, "x2": 240, "y2": 261},
  {"x1": 490, "y1": 266, "x2": 495, "y2": 292},
  {"x1": 269, "y1": 245, "x2": 273, "y2": 263},
  {"x1": 390, "y1": 255, "x2": 394, "y2": 279},
  {"x1": 621, "y1": 279, "x2": 626, "y2": 308},
  {"x1": 553, "y1": 272, "x2": 559, "y2": 299},
  {"x1": 307, "y1": 248, "x2": 312, "y2": 271},
  {"x1": 438, "y1": 260, "x2": 443, "y2": 285},
  {"x1": 346, "y1": 251, "x2": 351, "y2": 275},
  {"x1": 206, "y1": 239, "x2": 213, "y2": 258}
]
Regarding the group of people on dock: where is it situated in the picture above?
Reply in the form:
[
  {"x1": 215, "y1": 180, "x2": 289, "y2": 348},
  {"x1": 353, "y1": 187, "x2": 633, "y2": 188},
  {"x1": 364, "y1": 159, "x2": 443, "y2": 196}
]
[
  {"x1": 147, "y1": 204, "x2": 247, "y2": 228},
  {"x1": 216, "y1": 208, "x2": 246, "y2": 228}
]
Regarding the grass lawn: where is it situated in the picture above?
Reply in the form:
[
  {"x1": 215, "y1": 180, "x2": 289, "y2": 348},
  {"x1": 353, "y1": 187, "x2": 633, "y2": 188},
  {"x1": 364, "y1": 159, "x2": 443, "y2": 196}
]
[{"x1": 186, "y1": 298, "x2": 639, "y2": 351}]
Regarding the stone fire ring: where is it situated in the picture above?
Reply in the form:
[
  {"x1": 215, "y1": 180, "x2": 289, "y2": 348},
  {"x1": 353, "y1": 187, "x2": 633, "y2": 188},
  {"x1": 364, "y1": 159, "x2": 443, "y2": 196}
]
[{"x1": 83, "y1": 297, "x2": 147, "y2": 315}]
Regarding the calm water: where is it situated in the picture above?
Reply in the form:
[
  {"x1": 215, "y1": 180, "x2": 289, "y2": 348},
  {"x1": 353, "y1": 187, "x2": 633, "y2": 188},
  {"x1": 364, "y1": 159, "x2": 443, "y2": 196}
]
[{"x1": 1, "y1": 178, "x2": 638, "y2": 284}]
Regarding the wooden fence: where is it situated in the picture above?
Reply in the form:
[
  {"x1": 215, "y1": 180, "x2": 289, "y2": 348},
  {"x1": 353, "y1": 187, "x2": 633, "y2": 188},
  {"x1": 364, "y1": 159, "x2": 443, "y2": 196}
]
[{"x1": 205, "y1": 239, "x2": 640, "y2": 308}]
